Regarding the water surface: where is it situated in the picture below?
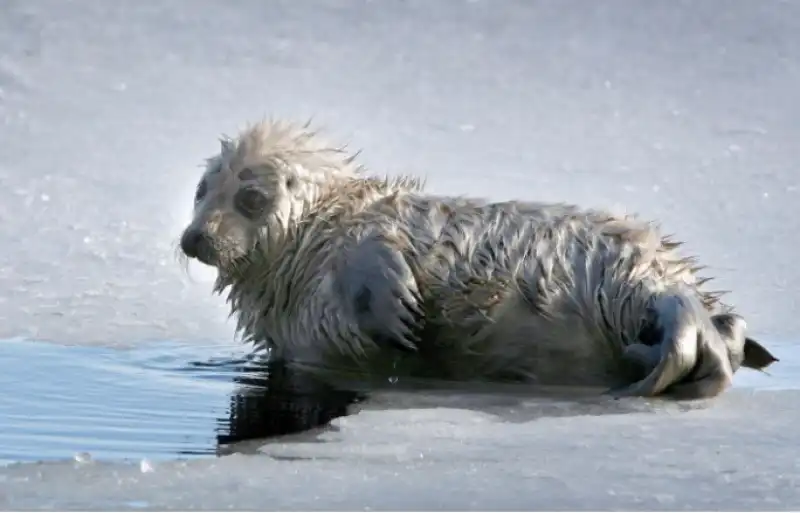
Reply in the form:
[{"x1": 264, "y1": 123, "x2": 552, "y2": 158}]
[
  {"x1": 1, "y1": 337, "x2": 796, "y2": 466},
  {"x1": 0, "y1": 338, "x2": 360, "y2": 465}
]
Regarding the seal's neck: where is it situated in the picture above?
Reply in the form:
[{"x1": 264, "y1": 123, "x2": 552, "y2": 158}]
[{"x1": 291, "y1": 171, "x2": 355, "y2": 220}]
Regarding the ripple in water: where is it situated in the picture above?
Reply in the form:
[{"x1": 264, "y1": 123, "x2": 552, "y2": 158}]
[{"x1": 0, "y1": 338, "x2": 362, "y2": 465}]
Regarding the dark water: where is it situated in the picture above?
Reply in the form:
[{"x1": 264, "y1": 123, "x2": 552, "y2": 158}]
[{"x1": 0, "y1": 337, "x2": 795, "y2": 466}]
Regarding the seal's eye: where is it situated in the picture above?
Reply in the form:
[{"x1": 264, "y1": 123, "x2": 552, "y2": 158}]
[
  {"x1": 234, "y1": 188, "x2": 268, "y2": 219},
  {"x1": 195, "y1": 180, "x2": 208, "y2": 202}
]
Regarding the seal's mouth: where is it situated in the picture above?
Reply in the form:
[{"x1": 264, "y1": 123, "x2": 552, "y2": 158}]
[
  {"x1": 180, "y1": 229, "x2": 219, "y2": 267},
  {"x1": 189, "y1": 246, "x2": 250, "y2": 271},
  {"x1": 179, "y1": 228, "x2": 251, "y2": 271}
]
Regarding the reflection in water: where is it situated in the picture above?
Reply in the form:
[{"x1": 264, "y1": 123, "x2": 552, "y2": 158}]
[{"x1": 212, "y1": 357, "x2": 365, "y2": 447}]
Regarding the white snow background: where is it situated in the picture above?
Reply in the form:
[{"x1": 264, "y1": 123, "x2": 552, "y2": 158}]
[{"x1": 1, "y1": 0, "x2": 800, "y2": 510}]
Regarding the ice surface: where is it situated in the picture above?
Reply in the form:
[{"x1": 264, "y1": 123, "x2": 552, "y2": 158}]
[
  {"x1": 3, "y1": 389, "x2": 800, "y2": 510},
  {"x1": 1, "y1": 0, "x2": 800, "y2": 509}
]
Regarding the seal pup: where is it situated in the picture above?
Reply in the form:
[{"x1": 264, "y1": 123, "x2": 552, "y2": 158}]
[{"x1": 178, "y1": 118, "x2": 778, "y2": 400}]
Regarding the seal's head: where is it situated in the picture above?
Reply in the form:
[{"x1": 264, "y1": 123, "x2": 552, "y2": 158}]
[{"x1": 179, "y1": 119, "x2": 361, "y2": 272}]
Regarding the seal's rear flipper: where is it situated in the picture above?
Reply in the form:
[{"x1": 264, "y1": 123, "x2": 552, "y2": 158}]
[
  {"x1": 662, "y1": 371, "x2": 732, "y2": 400},
  {"x1": 742, "y1": 337, "x2": 779, "y2": 371},
  {"x1": 620, "y1": 343, "x2": 662, "y2": 378},
  {"x1": 606, "y1": 293, "x2": 735, "y2": 400}
]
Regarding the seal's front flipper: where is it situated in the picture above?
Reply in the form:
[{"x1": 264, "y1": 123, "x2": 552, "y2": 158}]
[{"x1": 333, "y1": 231, "x2": 423, "y2": 354}]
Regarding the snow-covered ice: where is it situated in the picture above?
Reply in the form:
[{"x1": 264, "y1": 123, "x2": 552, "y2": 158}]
[{"x1": 1, "y1": 0, "x2": 800, "y2": 509}]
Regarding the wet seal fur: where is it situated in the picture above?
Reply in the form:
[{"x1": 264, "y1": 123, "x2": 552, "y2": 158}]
[{"x1": 178, "y1": 119, "x2": 778, "y2": 400}]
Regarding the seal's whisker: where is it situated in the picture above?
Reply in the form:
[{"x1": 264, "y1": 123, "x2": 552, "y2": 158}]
[{"x1": 171, "y1": 236, "x2": 196, "y2": 281}]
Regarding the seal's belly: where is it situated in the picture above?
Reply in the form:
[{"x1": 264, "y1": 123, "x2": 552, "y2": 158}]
[
  {"x1": 422, "y1": 288, "x2": 630, "y2": 388},
  {"x1": 486, "y1": 310, "x2": 625, "y2": 387}
]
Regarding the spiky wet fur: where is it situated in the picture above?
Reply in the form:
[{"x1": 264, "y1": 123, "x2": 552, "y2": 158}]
[{"x1": 186, "y1": 119, "x2": 776, "y2": 400}]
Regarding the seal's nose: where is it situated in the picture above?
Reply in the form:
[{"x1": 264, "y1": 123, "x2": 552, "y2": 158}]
[{"x1": 180, "y1": 228, "x2": 211, "y2": 260}]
